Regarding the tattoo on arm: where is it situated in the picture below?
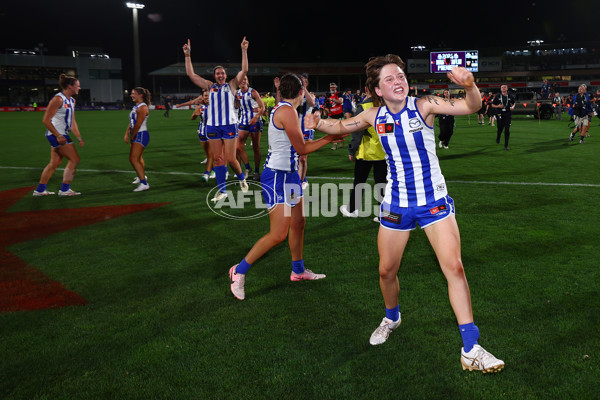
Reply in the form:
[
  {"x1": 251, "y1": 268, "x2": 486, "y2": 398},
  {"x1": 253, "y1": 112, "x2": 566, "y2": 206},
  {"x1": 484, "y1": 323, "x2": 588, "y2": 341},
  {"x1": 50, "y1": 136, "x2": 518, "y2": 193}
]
[
  {"x1": 344, "y1": 121, "x2": 361, "y2": 128},
  {"x1": 426, "y1": 96, "x2": 440, "y2": 105}
]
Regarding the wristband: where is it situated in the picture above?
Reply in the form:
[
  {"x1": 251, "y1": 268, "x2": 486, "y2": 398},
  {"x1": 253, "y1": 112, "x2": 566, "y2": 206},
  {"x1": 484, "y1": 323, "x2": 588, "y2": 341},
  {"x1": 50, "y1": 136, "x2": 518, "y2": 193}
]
[
  {"x1": 316, "y1": 120, "x2": 323, "y2": 130},
  {"x1": 184, "y1": 54, "x2": 191, "y2": 57},
  {"x1": 77, "y1": 137, "x2": 83, "y2": 142}
]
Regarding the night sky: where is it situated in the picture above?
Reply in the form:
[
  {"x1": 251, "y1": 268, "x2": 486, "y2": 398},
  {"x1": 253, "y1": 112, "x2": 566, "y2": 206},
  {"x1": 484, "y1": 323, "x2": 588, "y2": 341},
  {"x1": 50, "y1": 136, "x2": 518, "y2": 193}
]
[{"x1": 1, "y1": 0, "x2": 599, "y2": 86}]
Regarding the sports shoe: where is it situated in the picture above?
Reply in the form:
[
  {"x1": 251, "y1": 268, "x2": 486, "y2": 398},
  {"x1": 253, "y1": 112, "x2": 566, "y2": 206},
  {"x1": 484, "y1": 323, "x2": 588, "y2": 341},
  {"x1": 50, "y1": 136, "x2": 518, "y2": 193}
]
[
  {"x1": 373, "y1": 216, "x2": 380, "y2": 223},
  {"x1": 369, "y1": 317, "x2": 401, "y2": 345},
  {"x1": 439, "y1": 140, "x2": 443, "y2": 148},
  {"x1": 201, "y1": 174, "x2": 209, "y2": 182},
  {"x1": 133, "y1": 183, "x2": 150, "y2": 192},
  {"x1": 229, "y1": 265, "x2": 245, "y2": 300},
  {"x1": 132, "y1": 175, "x2": 147, "y2": 184},
  {"x1": 460, "y1": 345, "x2": 505, "y2": 373},
  {"x1": 301, "y1": 180, "x2": 309, "y2": 190},
  {"x1": 32, "y1": 190, "x2": 55, "y2": 197},
  {"x1": 580, "y1": 138, "x2": 585, "y2": 144},
  {"x1": 211, "y1": 191, "x2": 227, "y2": 202},
  {"x1": 290, "y1": 269, "x2": 326, "y2": 281},
  {"x1": 240, "y1": 179, "x2": 249, "y2": 193},
  {"x1": 569, "y1": 132, "x2": 575, "y2": 142},
  {"x1": 58, "y1": 188, "x2": 81, "y2": 196},
  {"x1": 444, "y1": 145, "x2": 449, "y2": 149},
  {"x1": 340, "y1": 204, "x2": 358, "y2": 218},
  {"x1": 209, "y1": 171, "x2": 216, "y2": 179},
  {"x1": 200, "y1": 158, "x2": 207, "y2": 164},
  {"x1": 253, "y1": 171, "x2": 260, "y2": 181}
]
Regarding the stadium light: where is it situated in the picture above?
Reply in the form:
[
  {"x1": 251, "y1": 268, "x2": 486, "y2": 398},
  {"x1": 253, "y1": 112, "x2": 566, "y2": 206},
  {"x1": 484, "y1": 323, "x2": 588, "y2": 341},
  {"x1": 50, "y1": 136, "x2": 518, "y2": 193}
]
[
  {"x1": 126, "y1": 2, "x2": 145, "y2": 87},
  {"x1": 126, "y1": 2, "x2": 145, "y2": 9}
]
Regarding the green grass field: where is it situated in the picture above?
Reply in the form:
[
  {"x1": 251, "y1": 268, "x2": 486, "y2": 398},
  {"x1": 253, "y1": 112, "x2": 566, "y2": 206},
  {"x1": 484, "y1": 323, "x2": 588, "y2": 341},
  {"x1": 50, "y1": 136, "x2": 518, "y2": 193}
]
[{"x1": 1, "y1": 109, "x2": 599, "y2": 399}]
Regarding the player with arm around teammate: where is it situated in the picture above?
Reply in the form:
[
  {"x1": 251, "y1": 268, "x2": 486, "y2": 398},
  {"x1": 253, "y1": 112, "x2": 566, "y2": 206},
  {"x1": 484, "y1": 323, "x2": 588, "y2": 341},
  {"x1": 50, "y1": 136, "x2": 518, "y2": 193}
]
[
  {"x1": 305, "y1": 56, "x2": 504, "y2": 373},
  {"x1": 228, "y1": 73, "x2": 346, "y2": 301}
]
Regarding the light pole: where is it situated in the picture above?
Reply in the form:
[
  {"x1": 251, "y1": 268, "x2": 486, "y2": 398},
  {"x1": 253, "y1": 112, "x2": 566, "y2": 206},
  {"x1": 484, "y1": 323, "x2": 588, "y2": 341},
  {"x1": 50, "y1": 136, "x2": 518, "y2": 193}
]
[{"x1": 126, "y1": 2, "x2": 145, "y2": 87}]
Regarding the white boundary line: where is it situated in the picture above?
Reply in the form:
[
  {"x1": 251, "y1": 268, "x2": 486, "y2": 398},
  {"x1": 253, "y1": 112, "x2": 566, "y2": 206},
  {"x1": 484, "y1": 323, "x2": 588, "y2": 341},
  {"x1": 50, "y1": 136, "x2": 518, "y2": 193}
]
[{"x1": 2, "y1": 166, "x2": 599, "y2": 188}]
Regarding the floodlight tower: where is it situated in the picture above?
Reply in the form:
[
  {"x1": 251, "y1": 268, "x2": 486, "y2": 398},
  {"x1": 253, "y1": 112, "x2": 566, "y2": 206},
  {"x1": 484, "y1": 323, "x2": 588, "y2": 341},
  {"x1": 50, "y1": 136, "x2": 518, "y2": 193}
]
[{"x1": 126, "y1": 2, "x2": 145, "y2": 87}]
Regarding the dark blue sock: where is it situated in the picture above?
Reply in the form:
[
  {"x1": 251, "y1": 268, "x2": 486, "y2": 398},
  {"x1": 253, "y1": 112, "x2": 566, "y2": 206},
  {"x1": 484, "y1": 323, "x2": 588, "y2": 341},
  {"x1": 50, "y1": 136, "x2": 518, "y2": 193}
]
[
  {"x1": 214, "y1": 165, "x2": 227, "y2": 192},
  {"x1": 36, "y1": 183, "x2": 47, "y2": 192},
  {"x1": 386, "y1": 305, "x2": 400, "y2": 322},
  {"x1": 459, "y1": 322, "x2": 480, "y2": 353},
  {"x1": 236, "y1": 171, "x2": 245, "y2": 180},
  {"x1": 236, "y1": 258, "x2": 252, "y2": 275},
  {"x1": 245, "y1": 163, "x2": 251, "y2": 170},
  {"x1": 140, "y1": 179, "x2": 147, "y2": 185},
  {"x1": 292, "y1": 259, "x2": 305, "y2": 274},
  {"x1": 60, "y1": 183, "x2": 70, "y2": 192}
]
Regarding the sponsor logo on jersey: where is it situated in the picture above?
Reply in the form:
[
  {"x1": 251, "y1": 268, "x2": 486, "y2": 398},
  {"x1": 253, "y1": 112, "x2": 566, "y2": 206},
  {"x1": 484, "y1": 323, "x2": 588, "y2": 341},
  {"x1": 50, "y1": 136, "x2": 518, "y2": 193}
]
[{"x1": 376, "y1": 123, "x2": 394, "y2": 135}]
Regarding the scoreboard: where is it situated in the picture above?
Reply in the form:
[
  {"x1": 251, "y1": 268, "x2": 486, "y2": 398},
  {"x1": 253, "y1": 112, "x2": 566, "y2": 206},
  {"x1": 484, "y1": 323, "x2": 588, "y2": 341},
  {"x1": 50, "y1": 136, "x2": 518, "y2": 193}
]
[{"x1": 430, "y1": 50, "x2": 479, "y2": 73}]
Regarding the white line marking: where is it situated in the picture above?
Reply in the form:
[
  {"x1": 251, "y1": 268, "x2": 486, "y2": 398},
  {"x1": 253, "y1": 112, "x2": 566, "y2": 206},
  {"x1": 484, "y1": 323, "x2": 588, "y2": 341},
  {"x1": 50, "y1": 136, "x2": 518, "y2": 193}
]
[{"x1": 2, "y1": 166, "x2": 599, "y2": 188}]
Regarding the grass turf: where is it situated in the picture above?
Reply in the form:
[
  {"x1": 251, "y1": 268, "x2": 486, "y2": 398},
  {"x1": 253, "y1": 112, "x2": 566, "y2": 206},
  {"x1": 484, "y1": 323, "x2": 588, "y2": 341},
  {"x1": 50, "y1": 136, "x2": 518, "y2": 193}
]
[{"x1": 0, "y1": 109, "x2": 598, "y2": 399}]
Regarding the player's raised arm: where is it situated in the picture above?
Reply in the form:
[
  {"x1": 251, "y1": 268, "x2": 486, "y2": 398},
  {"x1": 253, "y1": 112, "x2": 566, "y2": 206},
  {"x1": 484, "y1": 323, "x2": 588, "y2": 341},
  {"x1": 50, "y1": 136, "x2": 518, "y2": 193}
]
[{"x1": 419, "y1": 67, "x2": 480, "y2": 117}]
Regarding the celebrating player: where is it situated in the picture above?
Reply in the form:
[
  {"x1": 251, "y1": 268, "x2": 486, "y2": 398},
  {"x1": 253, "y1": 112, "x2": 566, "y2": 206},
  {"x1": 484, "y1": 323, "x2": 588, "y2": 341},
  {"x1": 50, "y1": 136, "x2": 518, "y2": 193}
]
[
  {"x1": 305, "y1": 56, "x2": 504, "y2": 373},
  {"x1": 182, "y1": 37, "x2": 249, "y2": 201},
  {"x1": 229, "y1": 73, "x2": 346, "y2": 301}
]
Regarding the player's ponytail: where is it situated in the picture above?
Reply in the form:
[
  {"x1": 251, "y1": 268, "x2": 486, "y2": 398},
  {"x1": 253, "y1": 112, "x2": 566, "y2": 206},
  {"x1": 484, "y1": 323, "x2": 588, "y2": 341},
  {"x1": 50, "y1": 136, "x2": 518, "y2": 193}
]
[{"x1": 59, "y1": 73, "x2": 78, "y2": 90}]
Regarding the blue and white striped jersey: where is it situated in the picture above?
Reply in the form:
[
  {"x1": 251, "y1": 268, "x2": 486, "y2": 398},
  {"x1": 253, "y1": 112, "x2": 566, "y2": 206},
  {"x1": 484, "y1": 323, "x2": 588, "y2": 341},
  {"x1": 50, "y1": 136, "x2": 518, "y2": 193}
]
[
  {"x1": 264, "y1": 102, "x2": 299, "y2": 172},
  {"x1": 375, "y1": 97, "x2": 447, "y2": 207},
  {"x1": 129, "y1": 102, "x2": 148, "y2": 132},
  {"x1": 207, "y1": 83, "x2": 238, "y2": 126},
  {"x1": 237, "y1": 87, "x2": 258, "y2": 125},
  {"x1": 46, "y1": 92, "x2": 75, "y2": 136}
]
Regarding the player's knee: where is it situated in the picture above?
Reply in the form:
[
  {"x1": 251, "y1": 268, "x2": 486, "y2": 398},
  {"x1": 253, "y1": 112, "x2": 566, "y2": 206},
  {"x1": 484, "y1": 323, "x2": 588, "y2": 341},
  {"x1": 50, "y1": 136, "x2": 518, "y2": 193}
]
[
  {"x1": 444, "y1": 258, "x2": 465, "y2": 277},
  {"x1": 270, "y1": 229, "x2": 288, "y2": 244},
  {"x1": 378, "y1": 263, "x2": 398, "y2": 281}
]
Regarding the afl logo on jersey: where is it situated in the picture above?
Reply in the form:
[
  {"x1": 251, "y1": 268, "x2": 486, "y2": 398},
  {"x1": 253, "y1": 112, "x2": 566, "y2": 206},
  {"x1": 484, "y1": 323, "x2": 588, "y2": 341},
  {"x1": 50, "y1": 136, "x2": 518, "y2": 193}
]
[{"x1": 376, "y1": 123, "x2": 394, "y2": 135}]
